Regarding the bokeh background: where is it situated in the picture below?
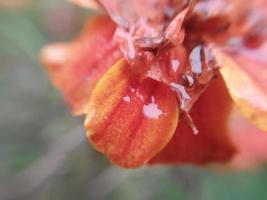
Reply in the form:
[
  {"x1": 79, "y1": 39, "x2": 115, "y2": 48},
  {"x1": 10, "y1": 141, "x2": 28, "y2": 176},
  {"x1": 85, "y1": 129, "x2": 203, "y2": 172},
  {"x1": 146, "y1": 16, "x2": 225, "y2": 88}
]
[{"x1": 1, "y1": 0, "x2": 267, "y2": 199}]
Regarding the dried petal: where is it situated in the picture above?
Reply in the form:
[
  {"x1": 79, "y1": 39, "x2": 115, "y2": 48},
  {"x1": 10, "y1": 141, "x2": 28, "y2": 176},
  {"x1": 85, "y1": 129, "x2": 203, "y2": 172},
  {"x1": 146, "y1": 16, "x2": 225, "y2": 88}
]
[
  {"x1": 217, "y1": 44, "x2": 267, "y2": 131},
  {"x1": 149, "y1": 75, "x2": 236, "y2": 165},
  {"x1": 99, "y1": 0, "x2": 188, "y2": 26},
  {"x1": 85, "y1": 59, "x2": 179, "y2": 168},
  {"x1": 145, "y1": 46, "x2": 188, "y2": 84},
  {"x1": 41, "y1": 15, "x2": 121, "y2": 115}
]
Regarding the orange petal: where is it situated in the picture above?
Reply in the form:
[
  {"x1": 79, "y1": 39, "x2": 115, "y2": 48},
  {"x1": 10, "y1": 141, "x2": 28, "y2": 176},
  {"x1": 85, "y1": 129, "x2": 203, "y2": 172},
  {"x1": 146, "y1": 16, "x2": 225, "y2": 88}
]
[
  {"x1": 227, "y1": 108, "x2": 267, "y2": 170},
  {"x1": 41, "y1": 15, "x2": 121, "y2": 115},
  {"x1": 70, "y1": 0, "x2": 99, "y2": 9},
  {"x1": 85, "y1": 59, "x2": 179, "y2": 168},
  {"x1": 149, "y1": 75, "x2": 236, "y2": 165},
  {"x1": 217, "y1": 44, "x2": 267, "y2": 131}
]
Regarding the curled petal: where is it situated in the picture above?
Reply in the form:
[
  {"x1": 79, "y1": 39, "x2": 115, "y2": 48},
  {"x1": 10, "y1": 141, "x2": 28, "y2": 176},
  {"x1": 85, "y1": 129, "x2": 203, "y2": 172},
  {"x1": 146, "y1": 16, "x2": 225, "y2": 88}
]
[
  {"x1": 149, "y1": 75, "x2": 236, "y2": 165},
  {"x1": 85, "y1": 59, "x2": 179, "y2": 168},
  {"x1": 217, "y1": 45, "x2": 267, "y2": 131},
  {"x1": 41, "y1": 15, "x2": 121, "y2": 115}
]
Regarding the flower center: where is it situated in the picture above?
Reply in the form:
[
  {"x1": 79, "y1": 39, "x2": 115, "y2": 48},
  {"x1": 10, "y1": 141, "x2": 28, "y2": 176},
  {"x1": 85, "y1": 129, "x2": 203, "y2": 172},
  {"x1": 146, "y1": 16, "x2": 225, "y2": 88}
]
[{"x1": 100, "y1": 0, "x2": 267, "y2": 132}]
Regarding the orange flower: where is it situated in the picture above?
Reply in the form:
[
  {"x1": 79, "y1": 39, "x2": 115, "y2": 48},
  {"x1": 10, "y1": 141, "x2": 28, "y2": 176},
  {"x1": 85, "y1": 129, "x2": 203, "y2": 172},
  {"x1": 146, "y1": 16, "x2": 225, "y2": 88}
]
[{"x1": 41, "y1": 0, "x2": 267, "y2": 169}]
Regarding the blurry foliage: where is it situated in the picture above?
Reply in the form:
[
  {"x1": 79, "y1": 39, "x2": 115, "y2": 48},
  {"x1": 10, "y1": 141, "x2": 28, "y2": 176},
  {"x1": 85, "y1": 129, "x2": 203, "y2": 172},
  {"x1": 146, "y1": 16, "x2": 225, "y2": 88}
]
[
  {"x1": 0, "y1": 0, "x2": 85, "y2": 179},
  {"x1": 0, "y1": 0, "x2": 267, "y2": 200}
]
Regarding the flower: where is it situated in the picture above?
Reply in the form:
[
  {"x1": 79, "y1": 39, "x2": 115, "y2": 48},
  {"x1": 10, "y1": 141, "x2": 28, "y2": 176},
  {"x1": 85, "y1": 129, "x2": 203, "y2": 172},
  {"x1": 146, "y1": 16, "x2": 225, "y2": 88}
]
[{"x1": 41, "y1": 0, "x2": 267, "y2": 169}]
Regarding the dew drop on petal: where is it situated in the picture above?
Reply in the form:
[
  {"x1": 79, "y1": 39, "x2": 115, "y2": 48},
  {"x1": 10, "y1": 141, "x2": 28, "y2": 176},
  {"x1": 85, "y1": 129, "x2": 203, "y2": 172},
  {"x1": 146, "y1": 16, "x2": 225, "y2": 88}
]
[
  {"x1": 123, "y1": 95, "x2": 131, "y2": 103},
  {"x1": 171, "y1": 59, "x2": 180, "y2": 72},
  {"x1": 130, "y1": 88, "x2": 135, "y2": 93},
  {"x1": 190, "y1": 45, "x2": 202, "y2": 74},
  {"x1": 143, "y1": 96, "x2": 163, "y2": 119}
]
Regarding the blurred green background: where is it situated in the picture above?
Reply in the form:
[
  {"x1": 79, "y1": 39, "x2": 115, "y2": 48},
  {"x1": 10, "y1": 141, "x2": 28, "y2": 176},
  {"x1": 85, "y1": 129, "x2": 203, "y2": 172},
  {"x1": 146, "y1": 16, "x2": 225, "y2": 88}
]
[{"x1": 0, "y1": 0, "x2": 267, "y2": 199}]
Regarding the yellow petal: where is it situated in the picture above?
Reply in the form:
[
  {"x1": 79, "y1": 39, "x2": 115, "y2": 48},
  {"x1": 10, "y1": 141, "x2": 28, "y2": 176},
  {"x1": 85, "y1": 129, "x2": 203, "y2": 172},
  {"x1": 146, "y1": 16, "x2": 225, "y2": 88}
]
[
  {"x1": 69, "y1": 0, "x2": 99, "y2": 10},
  {"x1": 216, "y1": 48, "x2": 267, "y2": 131}
]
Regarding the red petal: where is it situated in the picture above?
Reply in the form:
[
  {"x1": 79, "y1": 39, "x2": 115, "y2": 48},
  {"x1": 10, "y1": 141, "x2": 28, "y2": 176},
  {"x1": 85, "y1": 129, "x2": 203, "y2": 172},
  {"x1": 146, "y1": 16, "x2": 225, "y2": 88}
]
[
  {"x1": 41, "y1": 15, "x2": 121, "y2": 115},
  {"x1": 228, "y1": 108, "x2": 267, "y2": 169},
  {"x1": 85, "y1": 59, "x2": 179, "y2": 168},
  {"x1": 149, "y1": 75, "x2": 236, "y2": 165}
]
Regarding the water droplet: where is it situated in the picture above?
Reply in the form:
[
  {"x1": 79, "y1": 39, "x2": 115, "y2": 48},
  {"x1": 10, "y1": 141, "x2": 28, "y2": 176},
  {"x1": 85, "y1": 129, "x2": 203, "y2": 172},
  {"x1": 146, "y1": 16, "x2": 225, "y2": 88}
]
[
  {"x1": 190, "y1": 45, "x2": 202, "y2": 74},
  {"x1": 183, "y1": 74, "x2": 194, "y2": 87},
  {"x1": 137, "y1": 92, "x2": 144, "y2": 101},
  {"x1": 143, "y1": 97, "x2": 163, "y2": 119},
  {"x1": 171, "y1": 59, "x2": 180, "y2": 72},
  {"x1": 123, "y1": 95, "x2": 131, "y2": 103},
  {"x1": 169, "y1": 82, "x2": 191, "y2": 100},
  {"x1": 130, "y1": 88, "x2": 135, "y2": 93}
]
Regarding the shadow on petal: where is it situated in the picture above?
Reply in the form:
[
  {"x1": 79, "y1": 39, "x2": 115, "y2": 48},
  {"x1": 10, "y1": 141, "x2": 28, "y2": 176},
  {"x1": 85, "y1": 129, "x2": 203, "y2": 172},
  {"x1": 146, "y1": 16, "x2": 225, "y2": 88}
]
[{"x1": 149, "y1": 75, "x2": 236, "y2": 165}]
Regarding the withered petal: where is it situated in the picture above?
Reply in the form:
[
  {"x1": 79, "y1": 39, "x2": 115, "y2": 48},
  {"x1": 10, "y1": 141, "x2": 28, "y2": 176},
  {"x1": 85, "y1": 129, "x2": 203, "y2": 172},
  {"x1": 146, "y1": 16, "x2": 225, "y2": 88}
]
[
  {"x1": 85, "y1": 59, "x2": 179, "y2": 168},
  {"x1": 149, "y1": 75, "x2": 237, "y2": 165},
  {"x1": 41, "y1": 15, "x2": 121, "y2": 115}
]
